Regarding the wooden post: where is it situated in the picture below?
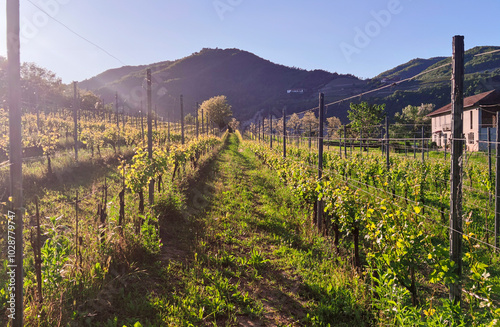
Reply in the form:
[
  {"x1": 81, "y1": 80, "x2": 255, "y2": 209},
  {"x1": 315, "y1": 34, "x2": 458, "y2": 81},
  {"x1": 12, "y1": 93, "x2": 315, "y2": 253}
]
[
  {"x1": 339, "y1": 127, "x2": 342, "y2": 158},
  {"x1": 283, "y1": 107, "x2": 287, "y2": 158},
  {"x1": 414, "y1": 135, "x2": 417, "y2": 159},
  {"x1": 201, "y1": 108, "x2": 204, "y2": 135},
  {"x1": 488, "y1": 128, "x2": 492, "y2": 205},
  {"x1": 119, "y1": 165, "x2": 125, "y2": 233},
  {"x1": 166, "y1": 112, "x2": 170, "y2": 143},
  {"x1": 270, "y1": 112, "x2": 273, "y2": 149},
  {"x1": 317, "y1": 94, "x2": 325, "y2": 230},
  {"x1": 449, "y1": 35, "x2": 464, "y2": 304},
  {"x1": 75, "y1": 191, "x2": 81, "y2": 268},
  {"x1": 360, "y1": 130, "x2": 363, "y2": 154},
  {"x1": 73, "y1": 82, "x2": 79, "y2": 161},
  {"x1": 115, "y1": 92, "x2": 119, "y2": 130},
  {"x1": 147, "y1": 69, "x2": 154, "y2": 205},
  {"x1": 140, "y1": 107, "x2": 144, "y2": 144},
  {"x1": 380, "y1": 128, "x2": 384, "y2": 155},
  {"x1": 196, "y1": 102, "x2": 199, "y2": 139},
  {"x1": 262, "y1": 118, "x2": 265, "y2": 141},
  {"x1": 422, "y1": 126, "x2": 425, "y2": 163},
  {"x1": 180, "y1": 95, "x2": 185, "y2": 144},
  {"x1": 258, "y1": 120, "x2": 261, "y2": 142},
  {"x1": 7, "y1": 0, "x2": 24, "y2": 323},
  {"x1": 386, "y1": 117, "x2": 390, "y2": 171},
  {"x1": 495, "y1": 112, "x2": 500, "y2": 250},
  {"x1": 34, "y1": 199, "x2": 42, "y2": 303},
  {"x1": 344, "y1": 125, "x2": 347, "y2": 158}
]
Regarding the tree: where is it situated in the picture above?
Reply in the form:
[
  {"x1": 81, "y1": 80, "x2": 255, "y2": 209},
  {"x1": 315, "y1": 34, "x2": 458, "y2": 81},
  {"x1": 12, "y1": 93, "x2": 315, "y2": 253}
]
[
  {"x1": 184, "y1": 113, "x2": 195, "y2": 125},
  {"x1": 20, "y1": 62, "x2": 65, "y2": 111},
  {"x1": 228, "y1": 118, "x2": 240, "y2": 132},
  {"x1": 80, "y1": 91, "x2": 102, "y2": 113},
  {"x1": 301, "y1": 111, "x2": 319, "y2": 136},
  {"x1": 393, "y1": 103, "x2": 434, "y2": 138},
  {"x1": 327, "y1": 116, "x2": 342, "y2": 137},
  {"x1": 288, "y1": 113, "x2": 301, "y2": 136},
  {"x1": 348, "y1": 102, "x2": 386, "y2": 137},
  {"x1": 199, "y1": 95, "x2": 232, "y2": 129}
]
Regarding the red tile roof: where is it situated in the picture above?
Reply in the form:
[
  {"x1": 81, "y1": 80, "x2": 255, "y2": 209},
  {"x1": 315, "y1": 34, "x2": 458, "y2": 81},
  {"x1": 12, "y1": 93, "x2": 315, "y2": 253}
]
[{"x1": 427, "y1": 89, "x2": 500, "y2": 117}]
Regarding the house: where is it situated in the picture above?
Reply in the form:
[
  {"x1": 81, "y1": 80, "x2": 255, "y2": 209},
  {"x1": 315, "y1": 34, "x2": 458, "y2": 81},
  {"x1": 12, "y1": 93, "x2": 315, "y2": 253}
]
[
  {"x1": 287, "y1": 88, "x2": 305, "y2": 94},
  {"x1": 427, "y1": 89, "x2": 500, "y2": 151}
]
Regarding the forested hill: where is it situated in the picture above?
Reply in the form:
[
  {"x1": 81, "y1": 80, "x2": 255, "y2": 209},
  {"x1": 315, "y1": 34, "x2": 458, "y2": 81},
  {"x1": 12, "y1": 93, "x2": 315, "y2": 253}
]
[{"x1": 79, "y1": 48, "x2": 359, "y2": 121}]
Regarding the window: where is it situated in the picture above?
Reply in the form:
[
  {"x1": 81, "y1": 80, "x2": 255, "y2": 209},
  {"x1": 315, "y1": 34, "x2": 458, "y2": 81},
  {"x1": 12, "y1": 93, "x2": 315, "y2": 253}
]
[
  {"x1": 470, "y1": 111, "x2": 473, "y2": 130},
  {"x1": 468, "y1": 132, "x2": 474, "y2": 144}
]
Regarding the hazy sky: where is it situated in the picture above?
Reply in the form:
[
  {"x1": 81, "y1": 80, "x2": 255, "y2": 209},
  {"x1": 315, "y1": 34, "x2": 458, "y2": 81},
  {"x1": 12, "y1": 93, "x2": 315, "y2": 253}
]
[{"x1": 1, "y1": 0, "x2": 499, "y2": 83}]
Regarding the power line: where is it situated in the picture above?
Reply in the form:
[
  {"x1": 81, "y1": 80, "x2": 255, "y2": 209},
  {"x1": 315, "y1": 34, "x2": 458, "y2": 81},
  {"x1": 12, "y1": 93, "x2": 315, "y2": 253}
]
[
  {"x1": 26, "y1": 0, "x2": 126, "y2": 66},
  {"x1": 288, "y1": 62, "x2": 452, "y2": 119}
]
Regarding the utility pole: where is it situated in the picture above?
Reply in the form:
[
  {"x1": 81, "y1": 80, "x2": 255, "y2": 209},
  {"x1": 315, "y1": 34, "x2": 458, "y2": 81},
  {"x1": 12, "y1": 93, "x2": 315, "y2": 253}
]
[
  {"x1": 449, "y1": 35, "x2": 464, "y2": 304},
  {"x1": 7, "y1": 0, "x2": 24, "y2": 325},
  {"x1": 147, "y1": 69, "x2": 154, "y2": 205}
]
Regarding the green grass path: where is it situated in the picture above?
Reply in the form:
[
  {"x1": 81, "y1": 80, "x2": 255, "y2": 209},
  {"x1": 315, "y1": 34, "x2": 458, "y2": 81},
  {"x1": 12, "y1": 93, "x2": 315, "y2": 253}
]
[{"x1": 104, "y1": 133, "x2": 372, "y2": 326}]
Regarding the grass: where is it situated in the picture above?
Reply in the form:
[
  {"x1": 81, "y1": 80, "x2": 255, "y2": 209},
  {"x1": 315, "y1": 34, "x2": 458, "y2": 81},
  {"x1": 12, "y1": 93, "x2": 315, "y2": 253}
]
[
  {"x1": 0, "y1": 132, "x2": 373, "y2": 326},
  {"x1": 88, "y1": 133, "x2": 372, "y2": 326}
]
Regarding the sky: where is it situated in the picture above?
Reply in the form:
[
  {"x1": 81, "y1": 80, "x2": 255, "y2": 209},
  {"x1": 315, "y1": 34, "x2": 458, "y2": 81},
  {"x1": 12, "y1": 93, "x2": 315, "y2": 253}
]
[{"x1": 1, "y1": 0, "x2": 499, "y2": 84}]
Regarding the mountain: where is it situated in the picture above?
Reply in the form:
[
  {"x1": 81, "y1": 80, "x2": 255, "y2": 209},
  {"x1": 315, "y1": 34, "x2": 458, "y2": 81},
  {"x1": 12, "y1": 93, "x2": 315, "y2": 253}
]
[
  {"x1": 80, "y1": 48, "x2": 357, "y2": 122},
  {"x1": 80, "y1": 46, "x2": 500, "y2": 124},
  {"x1": 368, "y1": 46, "x2": 500, "y2": 117}
]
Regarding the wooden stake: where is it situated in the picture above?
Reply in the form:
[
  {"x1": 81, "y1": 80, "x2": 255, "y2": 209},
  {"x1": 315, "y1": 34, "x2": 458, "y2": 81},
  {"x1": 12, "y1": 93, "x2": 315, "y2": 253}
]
[
  {"x1": 495, "y1": 112, "x2": 500, "y2": 250},
  {"x1": 196, "y1": 102, "x2": 199, "y2": 139},
  {"x1": 180, "y1": 95, "x2": 185, "y2": 145},
  {"x1": 7, "y1": 0, "x2": 24, "y2": 323},
  {"x1": 283, "y1": 107, "x2": 287, "y2": 158},
  {"x1": 270, "y1": 112, "x2": 273, "y2": 149},
  {"x1": 73, "y1": 82, "x2": 79, "y2": 161},
  {"x1": 317, "y1": 94, "x2": 325, "y2": 230},
  {"x1": 35, "y1": 198, "x2": 42, "y2": 303},
  {"x1": 449, "y1": 35, "x2": 464, "y2": 304},
  {"x1": 147, "y1": 69, "x2": 154, "y2": 205}
]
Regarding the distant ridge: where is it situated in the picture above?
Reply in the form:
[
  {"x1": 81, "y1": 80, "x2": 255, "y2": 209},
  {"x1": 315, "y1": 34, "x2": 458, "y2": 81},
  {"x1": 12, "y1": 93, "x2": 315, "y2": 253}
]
[{"x1": 80, "y1": 46, "x2": 500, "y2": 123}]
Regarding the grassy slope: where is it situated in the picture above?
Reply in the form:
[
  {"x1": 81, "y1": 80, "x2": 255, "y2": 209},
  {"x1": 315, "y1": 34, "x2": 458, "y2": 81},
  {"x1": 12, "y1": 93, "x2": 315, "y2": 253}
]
[{"x1": 93, "y1": 133, "x2": 371, "y2": 326}]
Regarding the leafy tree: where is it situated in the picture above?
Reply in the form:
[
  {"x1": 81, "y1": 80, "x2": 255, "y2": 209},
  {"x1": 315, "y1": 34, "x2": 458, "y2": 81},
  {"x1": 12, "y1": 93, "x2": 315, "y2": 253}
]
[
  {"x1": 199, "y1": 95, "x2": 232, "y2": 129},
  {"x1": 301, "y1": 111, "x2": 319, "y2": 136},
  {"x1": 288, "y1": 113, "x2": 301, "y2": 136},
  {"x1": 79, "y1": 91, "x2": 102, "y2": 113},
  {"x1": 327, "y1": 116, "x2": 342, "y2": 137},
  {"x1": 393, "y1": 103, "x2": 434, "y2": 138},
  {"x1": 276, "y1": 117, "x2": 284, "y2": 136},
  {"x1": 228, "y1": 118, "x2": 240, "y2": 132},
  {"x1": 20, "y1": 62, "x2": 65, "y2": 110},
  {"x1": 348, "y1": 102, "x2": 386, "y2": 137},
  {"x1": 184, "y1": 113, "x2": 195, "y2": 125}
]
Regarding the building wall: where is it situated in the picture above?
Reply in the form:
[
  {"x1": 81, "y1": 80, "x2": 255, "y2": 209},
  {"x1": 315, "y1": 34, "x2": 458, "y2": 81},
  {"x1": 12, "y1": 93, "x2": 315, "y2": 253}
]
[
  {"x1": 463, "y1": 108, "x2": 480, "y2": 151},
  {"x1": 431, "y1": 113, "x2": 452, "y2": 148},
  {"x1": 431, "y1": 107, "x2": 484, "y2": 151}
]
